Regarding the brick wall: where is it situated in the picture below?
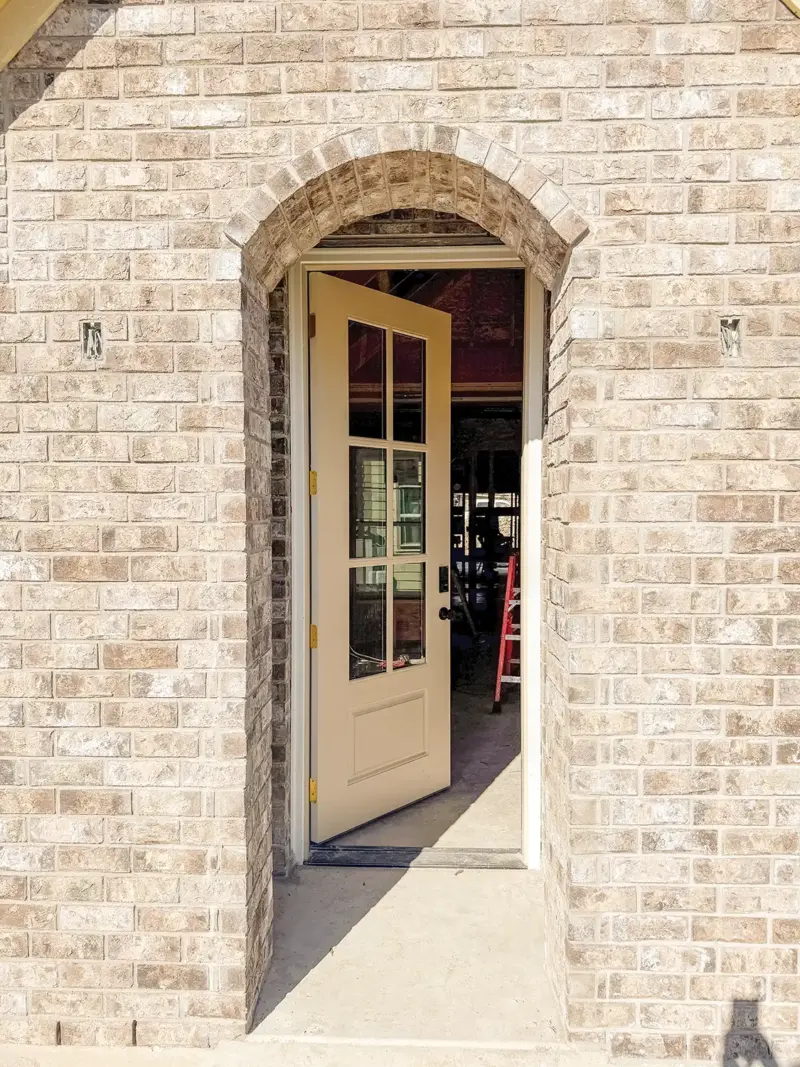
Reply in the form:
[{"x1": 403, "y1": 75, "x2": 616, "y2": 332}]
[
  {"x1": 0, "y1": 106, "x2": 7, "y2": 286},
  {"x1": 0, "y1": 2, "x2": 256, "y2": 1041},
  {"x1": 0, "y1": 0, "x2": 799, "y2": 1057},
  {"x1": 543, "y1": 271, "x2": 573, "y2": 1032},
  {"x1": 242, "y1": 258, "x2": 274, "y2": 1022},
  {"x1": 264, "y1": 281, "x2": 291, "y2": 877}
]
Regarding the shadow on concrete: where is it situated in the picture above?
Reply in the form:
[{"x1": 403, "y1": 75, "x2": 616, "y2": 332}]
[
  {"x1": 251, "y1": 866, "x2": 407, "y2": 1030},
  {"x1": 723, "y1": 1001, "x2": 780, "y2": 1067}
]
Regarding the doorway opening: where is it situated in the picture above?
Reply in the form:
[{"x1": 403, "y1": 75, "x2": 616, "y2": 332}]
[
  {"x1": 226, "y1": 137, "x2": 586, "y2": 1037},
  {"x1": 307, "y1": 265, "x2": 527, "y2": 866}
]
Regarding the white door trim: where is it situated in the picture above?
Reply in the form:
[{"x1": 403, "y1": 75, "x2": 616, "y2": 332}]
[
  {"x1": 521, "y1": 271, "x2": 544, "y2": 869},
  {"x1": 287, "y1": 246, "x2": 545, "y2": 870}
]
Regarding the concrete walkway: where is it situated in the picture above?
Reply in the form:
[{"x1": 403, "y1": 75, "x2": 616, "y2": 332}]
[{"x1": 251, "y1": 866, "x2": 560, "y2": 1043}]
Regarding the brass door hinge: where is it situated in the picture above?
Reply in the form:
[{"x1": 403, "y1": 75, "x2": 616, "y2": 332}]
[
  {"x1": 309, "y1": 470, "x2": 318, "y2": 496},
  {"x1": 309, "y1": 778, "x2": 318, "y2": 804},
  {"x1": 308, "y1": 312, "x2": 316, "y2": 339},
  {"x1": 309, "y1": 623, "x2": 318, "y2": 649}
]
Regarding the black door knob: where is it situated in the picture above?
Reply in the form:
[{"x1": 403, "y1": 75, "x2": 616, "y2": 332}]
[{"x1": 439, "y1": 607, "x2": 455, "y2": 621}]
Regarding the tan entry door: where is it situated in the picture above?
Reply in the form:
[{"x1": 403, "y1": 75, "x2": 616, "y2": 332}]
[{"x1": 309, "y1": 272, "x2": 452, "y2": 844}]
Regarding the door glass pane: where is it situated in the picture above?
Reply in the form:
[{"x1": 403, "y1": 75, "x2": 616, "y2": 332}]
[
  {"x1": 393, "y1": 333, "x2": 425, "y2": 444},
  {"x1": 349, "y1": 321, "x2": 386, "y2": 439},
  {"x1": 350, "y1": 566, "x2": 386, "y2": 680},
  {"x1": 350, "y1": 447, "x2": 387, "y2": 559},
  {"x1": 393, "y1": 563, "x2": 425, "y2": 668},
  {"x1": 393, "y1": 451, "x2": 425, "y2": 555}
]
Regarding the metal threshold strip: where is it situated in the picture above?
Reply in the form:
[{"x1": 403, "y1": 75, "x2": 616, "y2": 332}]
[{"x1": 306, "y1": 846, "x2": 525, "y2": 870}]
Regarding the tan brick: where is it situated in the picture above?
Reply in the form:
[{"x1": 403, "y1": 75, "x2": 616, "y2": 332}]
[
  {"x1": 136, "y1": 964, "x2": 208, "y2": 991},
  {"x1": 693, "y1": 917, "x2": 768, "y2": 944}
]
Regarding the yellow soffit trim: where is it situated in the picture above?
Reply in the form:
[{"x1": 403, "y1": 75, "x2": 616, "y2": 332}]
[
  {"x1": 780, "y1": 0, "x2": 800, "y2": 15},
  {"x1": 0, "y1": 0, "x2": 64, "y2": 71}
]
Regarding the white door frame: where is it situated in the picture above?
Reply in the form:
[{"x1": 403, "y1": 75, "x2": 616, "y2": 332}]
[{"x1": 287, "y1": 246, "x2": 545, "y2": 869}]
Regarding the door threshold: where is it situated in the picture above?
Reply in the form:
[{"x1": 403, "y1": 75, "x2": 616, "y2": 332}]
[{"x1": 306, "y1": 845, "x2": 525, "y2": 869}]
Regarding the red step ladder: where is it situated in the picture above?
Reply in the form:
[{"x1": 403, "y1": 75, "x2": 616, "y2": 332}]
[{"x1": 492, "y1": 552, "x2": 520, "y2": 714}]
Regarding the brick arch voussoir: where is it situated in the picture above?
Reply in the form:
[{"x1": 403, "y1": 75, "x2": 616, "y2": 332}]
[{"x1": 224, "y1": 124, "x2": 589, "y2": 292}]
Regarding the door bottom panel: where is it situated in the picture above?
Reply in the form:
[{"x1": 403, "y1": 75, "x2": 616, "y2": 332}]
[{"x1": 351, "y1": 692, "x2": 427, "y2": 782}]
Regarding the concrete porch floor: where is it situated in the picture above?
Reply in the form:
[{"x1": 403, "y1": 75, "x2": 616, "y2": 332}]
[{"x1": 250, "y1": 866, "x2": 561, "y2": 1044}]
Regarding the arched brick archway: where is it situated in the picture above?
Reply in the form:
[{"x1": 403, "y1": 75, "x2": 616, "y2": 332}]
[
  {"x1": 223, "y1": 124, "x2": 589, "y2": 289},
  {"x1": 230, "y1": 124, "x2": 590, "y2": 1026}
]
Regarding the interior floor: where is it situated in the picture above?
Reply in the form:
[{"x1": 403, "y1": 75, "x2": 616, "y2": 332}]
[{"x1": 251, "y1": 866, "x2": 562, "y2": 1043}]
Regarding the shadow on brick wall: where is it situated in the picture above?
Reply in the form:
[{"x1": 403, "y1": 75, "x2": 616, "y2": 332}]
[
  {"x1": 2, "y1": 0, "x2": 117, "y2": 123},
  {"x1": 1, "y1": 4, "x2": 118, "y2": 293},
  {"x1": 723, "y1": 1001, "x2": 780, "y2": 1067}
]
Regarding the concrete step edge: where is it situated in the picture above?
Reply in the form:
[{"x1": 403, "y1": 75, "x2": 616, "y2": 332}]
[
  {"x1": 234, "y1": 1035, "x2": 583, "y2": 1050},
  {"x1": 214, "y1": 1035, "x2": 609, "y2": 1066},
  {"x1": 0, "y1": 1040, "x2": 709, "y2": 1067},
  {"x1": 218, "y1": 1042, "x2": 715, "y2": 1067}
]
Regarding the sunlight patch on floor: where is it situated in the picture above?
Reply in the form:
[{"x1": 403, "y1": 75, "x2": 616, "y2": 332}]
[{"x1": 434, "y1": 753, "x2": 520, "y2": 849}]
